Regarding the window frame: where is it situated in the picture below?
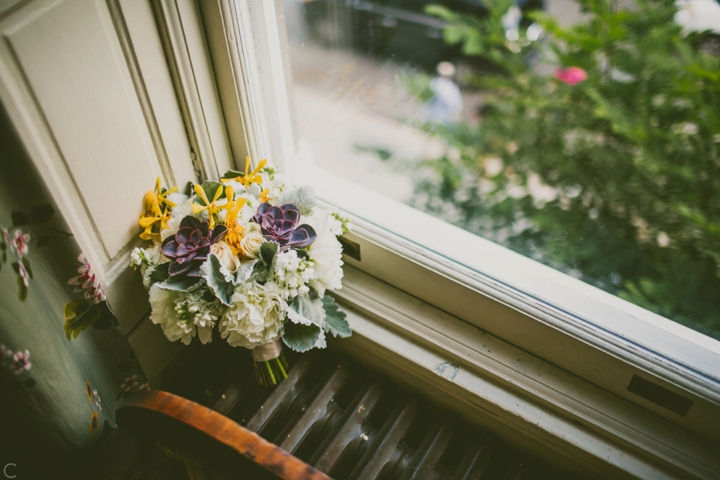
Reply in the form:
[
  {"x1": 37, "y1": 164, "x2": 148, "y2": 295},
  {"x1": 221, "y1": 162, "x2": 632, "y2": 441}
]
[{"x1": 199, "y1": 1, "x2": 720, "y2": 477}]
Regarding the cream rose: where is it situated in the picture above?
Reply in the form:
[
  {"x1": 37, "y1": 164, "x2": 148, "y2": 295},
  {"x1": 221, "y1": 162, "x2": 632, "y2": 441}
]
[
  {"x1": 240, "y1": 223, "x2": 264, "y2": 259},
  {"x1": 211, "y1": 241, "x2": 241, "y2": 273}
]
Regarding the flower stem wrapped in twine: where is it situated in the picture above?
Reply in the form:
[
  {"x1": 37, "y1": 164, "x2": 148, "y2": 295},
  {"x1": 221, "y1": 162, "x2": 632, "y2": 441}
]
[{"x1": 252, "y1": 340, "x2": 288, "y2": 387}]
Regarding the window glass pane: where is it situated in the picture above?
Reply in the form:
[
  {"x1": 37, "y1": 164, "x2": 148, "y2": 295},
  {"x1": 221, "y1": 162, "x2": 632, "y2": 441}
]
[{"x1": 283, "y1": 0, "x2": 720, "y2": 341}]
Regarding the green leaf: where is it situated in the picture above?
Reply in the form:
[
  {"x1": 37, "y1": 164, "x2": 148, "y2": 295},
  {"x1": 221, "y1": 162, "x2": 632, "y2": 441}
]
[
  {"x1": 23, "y1": 379, "x2": 37, "y2": 388},
  {"x1": 252, "y1": 242, "x2": 277, "y2": 284},
  {"x1": 424, "y1": 5, "x2": 455, "y2": 21},
  {"x1": 22, "y1": 257, "x2": 32, "y2": 279},
  {"x1": 36, "y1": 236, "x2": 50, "y2": 248},
  {"x1": 91, "y1": 301, "x2": 117, "y2": 330},
  {"x1": 221, "y1": 169, "x2": 244, "y2": 179},
  {"x1": 194, "y1": 181, "x2": 225, "y2": 205},
  {"x1": 115, "y1": 390, "x2": 125, "y2": 401},
  {"x1": 155, "y1": 276, "x2": 203, "y2": 292},
  {"x1": 148, "y1": 263, "x2": 170, "y2": 286},
  {"x1": 64, "y1": 299, "x2": 95, "y2": 340},
  {"x1": 322, "y1": 296, "x2": 352, "y2": 338},
  {"x1": 11, "y1": 211, "x2": 29, "y2": 227},
  {"x1": 200, "y1": 253, "x2": 234, "y2": 306},
  {"x1": 277, "y1": 186, "x2": 317, "y2": 215},
  {"x1": 260, "y1": 241, "x2": 278, "y2": 267},
  {"x1": 282, "y1": 322, "x2": 322, "y2": 352},
  {"x1": 252, "y1": 263, "x2": 272, "y2": 284},
  {"x1": 287, "y1": 294, "x2": 325, "y2": 327},
  {"x1": 17, "y1": 276, "x2": 27, "y2": 301},
  {"x1": 29, "y1": 204, "x2": 54, "y2": 223},
  {"x1": 183, "y1": 181, "x2": 194, "y2": 197}
]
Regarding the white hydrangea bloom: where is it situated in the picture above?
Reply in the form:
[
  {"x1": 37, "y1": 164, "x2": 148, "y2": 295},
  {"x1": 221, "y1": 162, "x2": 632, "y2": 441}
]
[
  {"x1": 304, "y1": 209, "x2": 344, "y2": 297},
  {"x1": 324, "y1": 212, "x2": 344, "y2": 236},
  {"x1": 149, "y1": 286, "x2": 195, "y2": 345},
  {"x1": 274, "y1": 249, "x2": 315, "y2": 300},
  {"x1": 219, "y1": 281, "x2": 286, "y2": 349},
  {"x1": 149, "y1": 285, "x2": 223, "y2": 345}
]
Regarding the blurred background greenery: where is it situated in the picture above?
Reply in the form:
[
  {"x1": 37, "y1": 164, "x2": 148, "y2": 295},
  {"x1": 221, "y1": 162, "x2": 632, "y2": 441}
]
[{"x1": 401, "y1": 0, "x2": 720, "y2": 338}]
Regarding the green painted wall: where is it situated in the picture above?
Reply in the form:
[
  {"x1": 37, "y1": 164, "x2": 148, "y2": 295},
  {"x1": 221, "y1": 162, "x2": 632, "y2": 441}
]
[{"x1": 0, "y1": 102, "x2": 146, "y2": 478}]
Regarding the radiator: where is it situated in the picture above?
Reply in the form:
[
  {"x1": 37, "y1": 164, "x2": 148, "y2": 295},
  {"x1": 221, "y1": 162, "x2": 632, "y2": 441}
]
[{"x1": 207, "y1": 355, "x2": 565, "y2": 480}]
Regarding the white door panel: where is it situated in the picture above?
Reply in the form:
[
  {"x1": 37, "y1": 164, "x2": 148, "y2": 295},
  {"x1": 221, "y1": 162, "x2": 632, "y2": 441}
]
[
  {"x1": 6, "y1": 0, "x2": 162, "y2": 260},
  {"x1": 0, "y1": 0, "x2": 202, "y2": 346}
]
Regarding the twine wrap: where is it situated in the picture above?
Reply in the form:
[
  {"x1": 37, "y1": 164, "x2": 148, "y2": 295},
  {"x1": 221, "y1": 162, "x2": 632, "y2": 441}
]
[{"x1": 251, "y1": 340, "x2": 282, "y2": 362}]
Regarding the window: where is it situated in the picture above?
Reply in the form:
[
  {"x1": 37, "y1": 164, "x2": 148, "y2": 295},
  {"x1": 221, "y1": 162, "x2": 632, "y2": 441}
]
[{"x1": 200, "y1": 1, "x2": 720, "y2": 476}]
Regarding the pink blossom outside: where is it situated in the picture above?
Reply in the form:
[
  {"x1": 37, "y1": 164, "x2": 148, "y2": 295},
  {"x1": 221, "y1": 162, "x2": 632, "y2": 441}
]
[{"x1": 554, "y1": 66, "x2": 587, "y2": 85}]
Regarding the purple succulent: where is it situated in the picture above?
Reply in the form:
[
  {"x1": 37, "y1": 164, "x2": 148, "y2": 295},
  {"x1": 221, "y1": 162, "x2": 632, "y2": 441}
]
[
  {"x1": 161, "y1": 216, "x2": 227, "y2": 277},
  {"x1": 252, "y1": 203, "x2": 316, "y2": 248}
]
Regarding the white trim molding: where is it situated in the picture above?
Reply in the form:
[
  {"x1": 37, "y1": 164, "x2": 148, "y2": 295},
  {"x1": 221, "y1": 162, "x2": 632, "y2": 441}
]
[{"x1": 152, "y1": 0, "x2": 234, "y2": 180}]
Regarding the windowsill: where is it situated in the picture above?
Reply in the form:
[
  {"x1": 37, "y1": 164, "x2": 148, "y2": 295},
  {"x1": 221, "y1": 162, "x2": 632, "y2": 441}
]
[
  {"x1": 286, "y1": 140, "x2": 720, "y2": 446},
  {"x1": 331, "y1": 265, "x2": 720, "y2": 479}
]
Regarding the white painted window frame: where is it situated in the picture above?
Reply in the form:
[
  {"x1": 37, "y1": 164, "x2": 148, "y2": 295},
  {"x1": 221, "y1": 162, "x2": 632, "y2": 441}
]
[{"x1": 198, "y1": 1, "x2": 720, "y2": 478}]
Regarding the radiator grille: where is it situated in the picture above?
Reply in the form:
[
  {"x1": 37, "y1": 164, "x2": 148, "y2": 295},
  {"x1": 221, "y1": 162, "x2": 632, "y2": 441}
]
[{"x1": 202, "y1": 355, "x2": 566, "y2": 480}]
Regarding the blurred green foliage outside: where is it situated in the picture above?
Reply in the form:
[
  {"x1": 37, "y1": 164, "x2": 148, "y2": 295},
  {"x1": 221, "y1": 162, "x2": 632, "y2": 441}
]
[{"x1": 400, "y1": 0, "x2": 720, "y2": 338}]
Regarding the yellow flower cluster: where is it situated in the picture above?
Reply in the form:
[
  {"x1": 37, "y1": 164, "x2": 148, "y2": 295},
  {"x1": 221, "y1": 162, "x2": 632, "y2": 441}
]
[
  {"x1": 222, "y1": 156, "x2": 270, "y2": 203},
  {"x1": 138, "y1": 178, "x2": 177, "y2": 241},
  {"x1": 138, "y1": 158, "x2": 270, "y2": 259}
]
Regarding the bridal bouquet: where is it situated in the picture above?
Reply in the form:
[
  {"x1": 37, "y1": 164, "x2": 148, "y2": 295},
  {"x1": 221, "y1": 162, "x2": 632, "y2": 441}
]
[{"x1": 130, "y1": 159, "x2": 351, "y2": 385}]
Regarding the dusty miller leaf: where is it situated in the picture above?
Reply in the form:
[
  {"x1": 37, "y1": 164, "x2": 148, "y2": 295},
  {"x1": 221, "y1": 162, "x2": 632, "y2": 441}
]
[
  {"x1": 277, "y1": 186, "x2": 317, "y2": 215},
  {"x1": 200, "y1": 254, "x2": 234, "y2": 306},
  {"x1": 155, "y1": 276, "x2": 204, "y2": 293},
  {"x1": 148, "y1": 263, "x2": 170, "y2": 286},
  {"x1": 282, "y1": 322, "x2": 322, "y2": 352},
  {"x1": 322, "y1": 296, "x2": 351, "y2": 338},
  {"x1": 287, "y1": 294, "x2": 325, "y2": 327},
  {"x1": 236, "y1": 260, "x2": 257, "y2": 283}
]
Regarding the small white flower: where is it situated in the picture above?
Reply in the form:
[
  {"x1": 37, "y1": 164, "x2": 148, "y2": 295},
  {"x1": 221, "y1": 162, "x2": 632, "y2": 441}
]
[
  {"x1": 134, "y1": 245, "x2": 166, "y2": 289},
  {"x1": 129, "y1": 248, "x2": 144, "y2": 269},
  {"x1": 274, "y1": 249, "x2": 315, "y2": 300}
]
